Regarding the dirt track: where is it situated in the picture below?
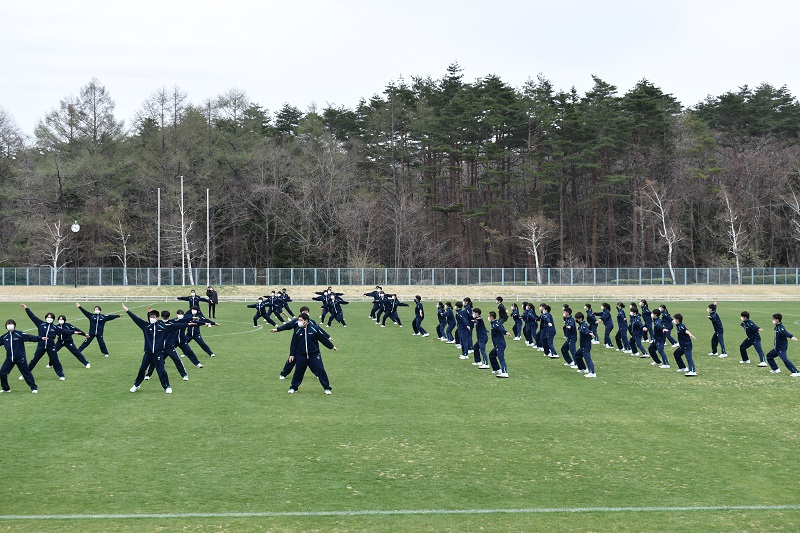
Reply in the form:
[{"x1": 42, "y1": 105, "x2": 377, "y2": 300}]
[{"x1": 1, "y1": 284, "x2": 798, "y2": 302}]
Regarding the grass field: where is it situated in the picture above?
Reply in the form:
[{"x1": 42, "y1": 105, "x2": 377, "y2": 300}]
[{"x1": 1, "y1": 296, "x2": 800, "y2": 532}]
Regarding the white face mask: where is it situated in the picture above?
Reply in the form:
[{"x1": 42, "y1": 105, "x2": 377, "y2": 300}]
[
  {"x1": 191, "y1": 293, "x2": 196, "y2": 297},
  {"x1": 673, "y1": 320, "x2": 678, "y2": 325},
  {"x1": 58, "y1": 319, "x2": 65, "y2": 325},
  {"x1": 6, "y1": 324, "x2": 14, "y2": 331},
  {"x1": 298, "y1": 321, "x2": 306, "y2": 328},
  {"x1": 94, "y1": 309, "x2": 101, "y2": 314},
  {"x1": 176, "y1": 314, "x2": 184, "y2": 319},
  {"x1": 149, "y1": 317, "x2": 158, "y2": 324},
  {"x1": 46, "y1": 317, "x2": 54, "y2": 324},
  {"x1": 773, "y1": 320, "x2": 779, "y2": 325},
  {"x1": 191, "y1": 310, "x2": 198, "y2": 315}
]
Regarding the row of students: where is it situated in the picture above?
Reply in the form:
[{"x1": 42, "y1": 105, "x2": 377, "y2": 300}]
[{"x1": 248, "y1": 290, "x2": 295, "y2": 327}]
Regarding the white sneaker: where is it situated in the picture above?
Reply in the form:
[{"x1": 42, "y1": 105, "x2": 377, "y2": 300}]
[
  {"x1": 525, "y1": 342, "x2": 532, "y2": 346},
  {"x1": 471, "y1": 362, "x2": 482, "y2": 366},
  {"x1": 659, "y1": 364, "x2": 671, "y2": 369},
  {"x1": 130, "y1": 385, "x2": 139, "y2": 393},
  {"x1": 288, "y1": 388, "x2": 296, "y2": 394},
  {"x1": 210, "y1": 354, "x2": 216, "y2": 357},
  {"x1": 398, "y1": 325, "x2": 403, "y2": 328},
  {"x1": 468, "y1": 350, "x2": 474, "y2": 354},
  {"x1": 585, "y1": 373, "x2": 596, "y2": 378},
  {"x1": 85, "y1": 363, "x2": 91, "y2": 368},
  {"x1": 446, "y1": 340, "x2": 455, "y2": 344},
  {"x1": 196, "y1": 363, "x2": 204, "y2": 368},
  {"x1": 381, "y1": 325, "x2": 386, "y2": 328},
  {"x1": 672, "y1": 343, "x2": 680, "y2": 348},
  {"x1": 478, "y1": 364, "x2": 491, "y2": 369},
  {"x1": 650, "y1": 361, "x2": 659, "y2": 365},
  {"x1": 591, "y1": 340, "x2": 600, "y2": 344},
  {"x1": 791, "y1": 373, "x2": 800, "y2": 377},
  {"x1": 740, "y1": 360, "x2": 751, "y2": 364},
  {"x1": 548, "y1": 354, "x2": 560, "y2": 359},
  {"x1": 59, "y1": 376, "x2": 66, "y2": 381},
  {"x1": 496, "y1": 372, "x2": 509, "y2": 378},
  {"x1": 569, "y1": 363, "x2": 578, "y2": 369},
  {"x1": 144, "y1": 375, "x2": 150, "y2": 380},
  {"x1": 685, "y1": 371, "x2": 697, "y2": 376},
  {"x1": 31, "y1": 389, "x2": 37, "y2": 394},
  {"x1": 324, "y1": 389, "x2": 332, "y2": 395},
  {"x1": 182, "y1": 375, "x2": 189, "y2": 381},
  {"x1": 279, "y1": 375, "x2": 286, "y2": 380},
  {"x1": 46, "y1": 364, "x2": 51, "y2": 368},
  {"x1": 459, "y1": 355, "x2": 469, "y2": 360},
  {"x1": 412, "y1": 333, "x2": 420, "y2": 336},
  {"x1": 514, "y1": 337, "x2": 521, "y2": 341},
  {"x1": 563, "y1": 362, "x2": 571, "y2": 366},
  {"x1": 708, "y1": 352, "x2": 718, "y2": 356},
  {"x1": 421, "y1": 333, "x2": 429, "y2": 337},
  {"x1": 455, "y1": 345, "x2": 461, "y2": 349},
  {"x1": 677, "y1": 368, "x2": 688, "y2": 372},
  {"x1": 718, "y1": 353, "x2": 728, "y2": 358},
  {"x1": 770, "y1": 369, "x2": 781, "y2": 374},
  {"x1": 577, "y1": 369, "x2": 589, "y2": 373},
  {"x1": 165, "y1": 387, "x2": 172, "y2": 394},
  {"x1": 623, "y1": 349, "x2": 632, "y2": 354},
  {"x1": 491, "y1": 370, "x2": 500, "y2": 375},
  {"x1": 757, "y1": 362, "x2": 769, "y2": 367},
  {"x1": 18, "y1": 375, "x2": 23, "y2": 380}
]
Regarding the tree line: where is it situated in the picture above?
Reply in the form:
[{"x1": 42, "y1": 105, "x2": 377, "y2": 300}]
[{"x1": 1, "y1": 63, "x2": 799, "y2": 276}]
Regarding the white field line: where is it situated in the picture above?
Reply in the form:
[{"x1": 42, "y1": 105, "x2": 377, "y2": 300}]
[{"x1": 1, "y1": 504, "x2": 799, "y2": 520}]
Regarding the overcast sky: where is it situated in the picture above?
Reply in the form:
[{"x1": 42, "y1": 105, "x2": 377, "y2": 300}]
[{"x1": 2, "y1": 0, "x2": 797, "y2": 136}]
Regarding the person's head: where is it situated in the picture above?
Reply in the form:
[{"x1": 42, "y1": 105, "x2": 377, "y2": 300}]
[
  {"x1": 773, "y1": 313, "x2": 783, "y2": 325},
  {"x1": 741, "y1": 311, "x2": 750, "y2": 321},
  {"x1": 161, "y1": 310, "x2": 170, "y2": 320},
  {"x1": 512, "y1": 303, "x2": 519, "y2": 310},
  {"x1": 455, "y1": 301, "x2": 463, "y2": 309},
  {"x1": 297, "y1": 313, "x2": 310, "y2": 328},
  {"x1": 640, "y1": 299, "x2": 648, "y2": 307},
  {"x1": 257, "y1": 296, "x2": 263, "y2": 303},
  {"x1": 57, "y1": 315, "x2": 67, "y2": 325},
  {"x1": 659, "y1": 304, "x2": 667, "y2": 312},
  {"x1": 176, "y1": 309, "x2": 185, "y2": 319},
  {"x1": 148, "y1": 310, "x2": 160, "y2": 323},
  {"x1": 208, "y1": 286, "x2": 213, "y2": 291},
  {"x1": 584, "y1": 303, "x2": 592, "y2": 311},
  {"x1": 445, "y1": 301, "x2": 452, "y2": 309},
  {"x1": 190, "y1": 306, "x2": 199, "y2": 315},
  {"x1": 300, "y1": 306, "x2": 310, "y2": 314},
  {"x1": 489, "y1": 311, "x2": 497, "y2": 320},
  {"x1": 562, "y1": 303, "x2": 569, "y2": 310},
  {"x1": 190, "y1": 289, "x2": 196, "y2": 296},
  {"x1": 575, "y1": 311, "x2": 584, "y2": 322},
  {"x1": 540, "y1": 303, "x2": 547, "y2": 311},
  {"x1": 545, "y1": 305, "x2": 552, "y2": 313},
  {"x1": 563, "y1": 307, "x2": 572, "y2": 317},
  {"x1": 630, "y1": 307, "x2": 639, "y2": 315},
  {"x1": 271, "y1": 290, "x2": 276, "y2": 296},
  {"x1": 437, "y1": 301, "x2": 444, "y2": 308},
  {"x1": 617, "y1": 302, "x2": 624, "y2": 309},
  {"x1": 629, "y1": 302, "x2": 638, "y2": 311},
  {"x1": 473, "y1": 307, "x2": 482, "y2": 318},
  {"x1": 674, "y1": 313, "x2": 683, "y2": 324},
  {"x1": 708, "y1": 303, "x2": 717, "y2": 313},
  {"x1": 44, "y1": 312, "x2": 55, "y2": 324},
  {"x1": 376, "y1": 285, "x2": 382, "y2": 290},
  {"x1": 652, "y1": 309, "x2": 661, "y2": 318},
  {"x1": 463, "y1": 297, "x2": 472, "y2": 306},
  {"x1": 414, "y1": 295, "x2": 421, "y2": 302},
  {"x1": 5, "y1": 319, "x2": 16, "y2": 331},
  {"x1": 94, "y1": 306, "x2": 102, "y2": 314},
  {"x1": 601, "y1": 302, "x2": 610, "y2": 311},
  {"x1": 282, "y1": 288, "x2": 287, "y2": 293},
  {"x1": 496, "y1": 296, "x2": 503, "y2": 303}
]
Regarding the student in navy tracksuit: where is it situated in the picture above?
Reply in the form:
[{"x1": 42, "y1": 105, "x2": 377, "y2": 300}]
[
  {"x1": 707, "y1": 303, "x2": 728, "y2": 357},
  {"x1": 412, "y1": 296, "x2": 428, "y2": 337},
  {"x1": 472, "y1": 308, "x2": 489, "y2": 367},
  {"x1": 584, "y1": 304, "x2": 599, "y2": 344},
  {"x1": 146, "y1": 310, "x2": 218, "y2": 381},
  {"x1": 272, "y1": 306, "x2": 332, "y2": 380},
  {"x1": 248, "y1": 297, "x2": 271, "y2": 327},
  {"x1": 287, "y1": 313, "x2": 337, "y2": 394},
  {"x1": 672, "y1": 313, "x2": 698, "y2": 376},
  {"x1": 173, "y1": 310, "x2": 207, "y2": 368},
  {"x1": 76, "y1": 303, "x2": 120, "y2": 357},
  {"x1": 599, "y1": 302, "x2": 614, "y2": 348},
  {"x1": 381, "y1": 294, "x2": 408, "y2": 327},
  {"x1": 510, "y1": 303, "x2": 522, "y2": 340},
  {"x1": 766, "y1": 313, "x2": 800, "y2": 376},
  {"x1": 53, "y1": 315, "x2": 91, "y2": 368},
  {"x1": 364, "y1": 286, "x2": 383, "y2": 319},
  {"x1": 615, "y1": 302, "x2": 631, "y2": 352},
  {"x1": 185, "y1": 306, "x2": 217, "y2": 357},
  {"x1": 488, "y1": 311, "x2": 511, "y2": 378},
  {"x1": 496, "y1": 297, "x2": 509, "y2": 324},
  {"x1": 739, "y1": 311, "x2": 767, "y2": 366},
  {"x1": 0, "y1": 319, "x2": 41, "y2": 393},
  {"x1": 522, "y1": 303, "x2": 537, "y2": 347},
  {"x1": 639, "y1": 300, "x2": 652, "y2": 342},
  {"x1": 575, "y1": 311, "x2": 596, "y2": 377},
  {"x1": 461, "y1": 298, "x2": 474, "y2": 355},
  {"x1": 123, "y1": 304, "x2": 199, "y2": 394},
  {"x1": 21, "y1": 304, "x2": 65, "y2": 380},
  {"x1": 266, "y1": 291, "x2": 287, "y2": 325},
  {"x1": 326, "y1": 293, "x2": 348, "y2": 327},
  {"x1": 629, "y1": 308, "x2": 647, "y2": 358},
  {"x1": 206, "y1": 286, "x2": 219, "y2": 318},
  {"x1": 659, "y1": 305, "x2": 678, "y2": 347},
  {"x1": 537, "y1": 303, "x2": 550, "y2": 351},
  {"x1": 435, "y1": 302, "x2": 446, "y2": 340},
  {"x1": 374, "y1": 292, "x2": 388, "y2": 324},
  {"x1": 279, "y1": 289, "x2": 295, "y2": 318},
  {"x1": 541, "y1": 305, "x2": 557, "y2": 358},
  {"x1": 560, "y1": 308, "x2": 577, "y2": 368},
  {"x1": 177, "y1": 289, "x2": 210, "y2": 317},
  {"x1": 647, "y1": 309, "x2": 670, "y2": 368},
  {"x1": 444, "y1": 302, "x2": 456, "y2": 343},
  {"x1": 455, "y1": 301, "x2": 472, "y2": 359}
]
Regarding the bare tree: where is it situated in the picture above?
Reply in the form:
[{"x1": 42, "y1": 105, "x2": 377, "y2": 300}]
[
  {"x1": 642, "y1": 180, "x2": 681, "y2": 283},
  {"x1": 108, "y1": 220, "x2": 143, "y2": 286},
  {"x1": 517, "y1": 214, "x2": 555, "y2": 284},
  {"x1": 720, "y1": 186, "x2": 747, "y2": 284},
  {"x1": 42, "y1": 220, "x2": 71, "y2": 285}
]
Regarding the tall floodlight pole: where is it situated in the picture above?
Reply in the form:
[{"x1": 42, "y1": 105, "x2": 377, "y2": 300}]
[
  {"x1": 180, "y1": 175, "x2": 185, "y2": 286},
  {"x1": 157, "y1": 188, "x2": 161, "y2": 286},
  {"x1": 206, "y1": 188, "x2": 210, "y2": 286}
]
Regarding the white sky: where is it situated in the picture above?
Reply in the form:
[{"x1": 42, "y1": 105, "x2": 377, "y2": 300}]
[{"x1": 2, "y1": 0, "x2": 797, "y2": 136}]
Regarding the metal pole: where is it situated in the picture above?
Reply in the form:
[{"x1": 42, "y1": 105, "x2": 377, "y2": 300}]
[
  {"x1": 157, "y1": 188, "x2": 161, "y2": 286},
  {"x1": 206, "y1": 188, "x2": 210, "y2": 286},
  {"x1": 180, "y1": 176, "x2": 185, "y2": 286}
]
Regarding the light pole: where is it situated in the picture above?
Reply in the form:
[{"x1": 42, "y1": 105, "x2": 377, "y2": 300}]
[{"x1": 71, "y1": 221, "x2": 80, "y2": 288}]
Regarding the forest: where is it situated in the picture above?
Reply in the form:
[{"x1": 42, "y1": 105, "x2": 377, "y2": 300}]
[{"x1": 1, "y1": 63, "x2": 799, "y2": 273}]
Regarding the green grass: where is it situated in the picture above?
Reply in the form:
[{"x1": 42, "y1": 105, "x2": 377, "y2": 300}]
[{"x1": 1, "y1": 299, "x2": 800, "y2": 532}]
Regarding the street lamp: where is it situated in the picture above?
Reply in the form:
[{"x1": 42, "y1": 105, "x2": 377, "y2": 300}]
[{"x1": 71, "y1": 221, "x2": 80, "y2": 288}]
